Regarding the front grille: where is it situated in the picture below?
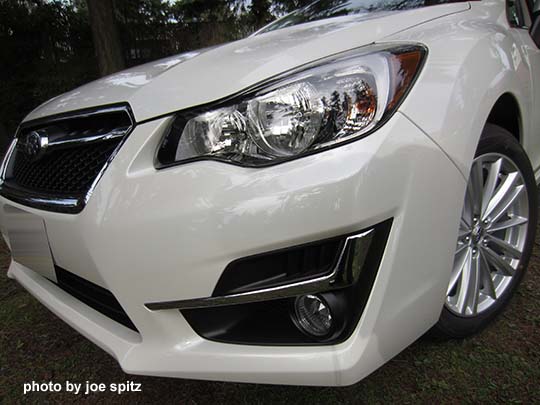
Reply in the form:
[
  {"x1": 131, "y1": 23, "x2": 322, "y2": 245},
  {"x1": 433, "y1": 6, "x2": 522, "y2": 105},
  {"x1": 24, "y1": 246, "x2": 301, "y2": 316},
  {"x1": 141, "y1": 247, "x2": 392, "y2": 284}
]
[
  {"x1": 0, "y1": 105, "x2": 133, "y2": 213},
  {"x1": 55, "y1": 266, "x2": 139, "y2": 332},
  {"x1": 10, "y1": 138, "x2": 121, "y2": 194}
]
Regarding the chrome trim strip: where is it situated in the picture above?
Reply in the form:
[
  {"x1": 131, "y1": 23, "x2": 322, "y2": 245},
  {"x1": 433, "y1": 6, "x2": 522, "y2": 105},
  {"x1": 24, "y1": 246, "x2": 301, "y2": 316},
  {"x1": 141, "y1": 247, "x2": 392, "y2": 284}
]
[
  {"x1": 47, "y1": 127, "x2": 129, "y2": 149},
  {"x1": 0, "y1": 138, "x2": 17, "y2": 186},
  {"x1": 0, "y1": 185, "x2": 80, "y2": 210},
  {"x1": 22, "y1": 105, "x2": 131, "y2": 127},
  {"x1": 0, "y1": 105, "x2": 135, "y2": 214},
  {"x1": 145, "y1": 229, "x2": 374, "y2": 311}
]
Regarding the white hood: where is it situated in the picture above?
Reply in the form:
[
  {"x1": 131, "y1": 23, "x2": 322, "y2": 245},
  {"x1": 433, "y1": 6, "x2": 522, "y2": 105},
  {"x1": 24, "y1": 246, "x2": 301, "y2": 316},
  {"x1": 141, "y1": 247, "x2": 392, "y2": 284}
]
[{"x1": 25, "y1": 3, "x2": 470, "y2": 123}]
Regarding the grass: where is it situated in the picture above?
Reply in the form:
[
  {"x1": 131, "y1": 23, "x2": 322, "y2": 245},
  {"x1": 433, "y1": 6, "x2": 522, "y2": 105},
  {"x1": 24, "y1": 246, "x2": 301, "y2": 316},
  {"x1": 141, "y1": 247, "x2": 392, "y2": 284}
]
[{"x1": 1, "y1": 216, "x2": 539, "y2": 404}]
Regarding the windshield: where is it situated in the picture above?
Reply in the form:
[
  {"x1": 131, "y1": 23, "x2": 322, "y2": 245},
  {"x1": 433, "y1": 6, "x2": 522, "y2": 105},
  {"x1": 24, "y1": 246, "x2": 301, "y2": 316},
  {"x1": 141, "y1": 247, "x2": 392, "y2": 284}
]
[{"x1": 259, "y1": 0, "x2": 468, "y2": 33}]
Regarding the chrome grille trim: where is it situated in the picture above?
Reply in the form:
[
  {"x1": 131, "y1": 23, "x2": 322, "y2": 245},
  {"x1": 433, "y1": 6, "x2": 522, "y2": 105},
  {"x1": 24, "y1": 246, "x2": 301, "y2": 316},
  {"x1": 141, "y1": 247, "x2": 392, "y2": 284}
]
[{"x1": 0, "y1": 104, "x2": 135, "y2": 214}]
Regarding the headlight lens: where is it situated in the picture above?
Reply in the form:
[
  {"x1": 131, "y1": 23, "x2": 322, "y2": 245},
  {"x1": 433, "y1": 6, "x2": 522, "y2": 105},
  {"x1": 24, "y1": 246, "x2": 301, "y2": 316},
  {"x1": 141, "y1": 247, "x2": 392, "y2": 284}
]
[{"x1": 156, "y1": 44, "x2": 426, "y2": 167}]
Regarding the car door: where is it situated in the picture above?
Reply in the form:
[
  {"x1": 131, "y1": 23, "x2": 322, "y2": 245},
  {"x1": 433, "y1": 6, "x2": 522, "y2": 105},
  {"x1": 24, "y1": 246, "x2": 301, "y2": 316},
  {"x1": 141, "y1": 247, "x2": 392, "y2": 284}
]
[{"x1": 508, "y1": 0, "x2": 540, "y2": 170}]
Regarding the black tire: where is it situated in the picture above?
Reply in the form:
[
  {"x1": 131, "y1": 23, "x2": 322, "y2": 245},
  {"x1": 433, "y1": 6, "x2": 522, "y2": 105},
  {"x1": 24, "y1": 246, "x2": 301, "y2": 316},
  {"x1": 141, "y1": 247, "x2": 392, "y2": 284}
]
[{"x1": 431, "y1": 123, "x2": 537, "y2": 339}]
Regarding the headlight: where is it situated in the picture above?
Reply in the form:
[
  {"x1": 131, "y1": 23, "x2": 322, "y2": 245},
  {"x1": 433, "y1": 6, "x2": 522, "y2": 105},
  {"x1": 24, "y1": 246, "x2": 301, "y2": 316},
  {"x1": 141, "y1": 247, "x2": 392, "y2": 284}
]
[{"x1": 156, "y1": 44, "x2": 426, "y2": 168}]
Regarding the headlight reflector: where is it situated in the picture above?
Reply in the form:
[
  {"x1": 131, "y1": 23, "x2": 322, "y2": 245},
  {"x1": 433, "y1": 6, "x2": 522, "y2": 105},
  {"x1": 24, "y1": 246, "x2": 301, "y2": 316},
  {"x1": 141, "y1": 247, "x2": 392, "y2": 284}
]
[
  {"x1": 247, "y1": 82, "x2": 324, "y2": 157},
  {"x1": 157, "y1": 44, "x2": 426, "y2": 167}
]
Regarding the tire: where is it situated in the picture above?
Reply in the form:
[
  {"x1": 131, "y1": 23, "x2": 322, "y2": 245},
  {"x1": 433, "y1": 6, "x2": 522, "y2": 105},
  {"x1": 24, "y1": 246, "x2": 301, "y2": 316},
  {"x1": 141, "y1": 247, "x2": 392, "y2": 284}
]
[{"x1": 432, "y1": 123, "x2": 537, "y2": 339}]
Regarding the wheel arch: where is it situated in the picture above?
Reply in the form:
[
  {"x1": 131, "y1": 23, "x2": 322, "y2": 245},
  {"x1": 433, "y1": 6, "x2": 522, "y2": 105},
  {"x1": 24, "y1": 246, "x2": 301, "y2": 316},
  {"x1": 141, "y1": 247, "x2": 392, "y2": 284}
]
[{"x1": 485, "y1": 93, "x2": 522, "y2": 145}]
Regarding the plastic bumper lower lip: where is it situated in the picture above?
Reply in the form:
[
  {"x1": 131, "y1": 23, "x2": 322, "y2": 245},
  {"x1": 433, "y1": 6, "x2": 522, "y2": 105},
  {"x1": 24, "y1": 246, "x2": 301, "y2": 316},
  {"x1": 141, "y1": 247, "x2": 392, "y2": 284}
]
[{"x1": 0, "y1": 111, "x2": 466, "y2": 386}]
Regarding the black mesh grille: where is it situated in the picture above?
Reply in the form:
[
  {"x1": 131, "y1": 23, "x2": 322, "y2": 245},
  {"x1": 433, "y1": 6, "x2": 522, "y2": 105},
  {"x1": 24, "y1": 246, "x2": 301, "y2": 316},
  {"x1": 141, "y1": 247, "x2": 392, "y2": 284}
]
[
  {"x1": 9, "y1": 138, "x2": 121, "y2": 195},
  {"x1": 0, "y1": 106, "x2": 133, "y2": 213},
  {"x1": 56, "y1": 266, "x2": 139, "y2": 332}
]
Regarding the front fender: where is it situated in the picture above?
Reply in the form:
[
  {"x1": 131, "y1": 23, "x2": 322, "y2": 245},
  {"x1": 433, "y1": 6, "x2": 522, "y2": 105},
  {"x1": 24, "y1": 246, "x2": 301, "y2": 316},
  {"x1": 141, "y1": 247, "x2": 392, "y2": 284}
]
[{"x1": 387, "y1": 0, "x2": 535, "y2": 178}]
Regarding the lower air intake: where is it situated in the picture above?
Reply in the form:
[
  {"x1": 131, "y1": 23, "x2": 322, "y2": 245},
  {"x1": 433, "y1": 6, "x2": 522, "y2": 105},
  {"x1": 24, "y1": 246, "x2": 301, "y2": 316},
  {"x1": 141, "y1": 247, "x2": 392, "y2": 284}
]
[{"x1": 55, "y1": 266, "x2": 138, "y2": 333}]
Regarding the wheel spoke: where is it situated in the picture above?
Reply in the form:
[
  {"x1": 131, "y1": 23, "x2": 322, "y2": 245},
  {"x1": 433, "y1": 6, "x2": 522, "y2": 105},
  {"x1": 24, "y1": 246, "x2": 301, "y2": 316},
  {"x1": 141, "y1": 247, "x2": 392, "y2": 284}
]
[
  {"x1": 479, "y1": 250, "x2": 497, "y2": 300},
  {"x1": 489, "y1": 184, "x2": 525, "y2": 224},
  {"x1": 483, "y1": 172, "x2": 522, "y2": 221},
  {"x1": 455, "y1": 241, "x2": 469, "y2": 256},
  {"x1": 483, "y1": 246, "x2": 515, "y2": 276},
  {"x1": 456, "y1": 252, "x2": 480, "y2": 315},
  {"x1": 469, "y1": 159, "x2": 484, "y2": 217},
  {"x1": 486, "y1": 235, "x2": 522, "y2": 259},
  {"x1": 482, "y1": 158, "x2": 502, "y2": 215},
  {"x1": 462, "y1": 200, "x2": 473, "y2": 227},
  {"x1": 487, "y1": 215, "x2": 528, "y2": 233},
  {"x1": 448, "y1": 247, "x2": 470, "y2": 295},
  {"x1": 458, "y1": 223, "x2": 470, "y2": 238},
  {"x1": 455, "y1": 253, "x2": 472, "y2": 313},
  {"x1": 469, "y1": 254, "x2": 481, "y2": 314}
]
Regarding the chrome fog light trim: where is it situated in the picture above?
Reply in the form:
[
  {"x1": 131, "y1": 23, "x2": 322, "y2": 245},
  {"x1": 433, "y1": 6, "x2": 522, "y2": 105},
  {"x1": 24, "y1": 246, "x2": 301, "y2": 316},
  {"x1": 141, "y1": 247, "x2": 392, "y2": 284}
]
[{"x1": 145, "y1": 228, "x2": 374, "y2": 311}]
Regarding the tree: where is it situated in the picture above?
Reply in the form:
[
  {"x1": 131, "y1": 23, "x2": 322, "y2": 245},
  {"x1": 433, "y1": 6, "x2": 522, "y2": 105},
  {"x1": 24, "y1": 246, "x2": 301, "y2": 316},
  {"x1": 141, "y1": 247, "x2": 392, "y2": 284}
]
[
  {"x1": 0, "y1": 0, "x2": 97, "y2": 136},
  {"x1": 249, "y1": 0, "x2": 274, "y2": 27},
  {"x1": 86, "y1": 0, "x2": 125, "y2": 76}
]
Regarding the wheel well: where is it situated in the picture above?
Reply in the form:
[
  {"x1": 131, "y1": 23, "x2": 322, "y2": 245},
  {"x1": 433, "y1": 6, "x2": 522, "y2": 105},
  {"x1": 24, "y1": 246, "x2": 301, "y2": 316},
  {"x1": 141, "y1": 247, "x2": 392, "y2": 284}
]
[{"x1": 486, "y1": 94, "x2": 521, "y2": 143}]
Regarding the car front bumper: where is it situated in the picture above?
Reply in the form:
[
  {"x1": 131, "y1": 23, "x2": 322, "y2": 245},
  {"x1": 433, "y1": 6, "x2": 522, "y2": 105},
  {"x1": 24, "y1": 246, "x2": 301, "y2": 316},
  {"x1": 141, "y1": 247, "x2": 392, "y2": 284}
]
[{"x1": 1, "y1": 111, "x2": 466, "y2": 386}]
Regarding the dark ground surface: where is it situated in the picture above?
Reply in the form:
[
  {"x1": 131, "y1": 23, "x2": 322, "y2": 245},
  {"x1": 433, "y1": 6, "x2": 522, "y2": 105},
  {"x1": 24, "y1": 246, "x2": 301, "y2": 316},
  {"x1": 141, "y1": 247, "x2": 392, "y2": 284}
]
[{"x1": 1, "y1": 212, "x2": 539, "y2": 404}]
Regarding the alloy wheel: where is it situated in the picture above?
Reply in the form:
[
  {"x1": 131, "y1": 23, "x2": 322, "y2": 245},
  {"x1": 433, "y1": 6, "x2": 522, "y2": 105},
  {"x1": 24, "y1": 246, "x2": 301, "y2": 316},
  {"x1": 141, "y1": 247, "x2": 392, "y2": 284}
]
[{"x1": 446, "y1": 153, "x2": 529, "y2": 317}]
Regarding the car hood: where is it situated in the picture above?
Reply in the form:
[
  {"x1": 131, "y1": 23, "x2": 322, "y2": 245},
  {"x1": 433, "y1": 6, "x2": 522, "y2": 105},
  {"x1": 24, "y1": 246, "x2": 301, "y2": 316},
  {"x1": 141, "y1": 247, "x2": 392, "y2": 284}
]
[{"x1": 25, "y1": 3, "x2": 470, "y2": 123}]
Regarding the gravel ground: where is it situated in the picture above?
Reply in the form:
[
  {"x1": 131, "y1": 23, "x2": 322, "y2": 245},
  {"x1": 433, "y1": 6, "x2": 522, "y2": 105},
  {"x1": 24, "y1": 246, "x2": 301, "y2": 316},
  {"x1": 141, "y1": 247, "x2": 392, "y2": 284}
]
[{"x1": 1, "y1": 208, "x2": 539, "y2": 404}]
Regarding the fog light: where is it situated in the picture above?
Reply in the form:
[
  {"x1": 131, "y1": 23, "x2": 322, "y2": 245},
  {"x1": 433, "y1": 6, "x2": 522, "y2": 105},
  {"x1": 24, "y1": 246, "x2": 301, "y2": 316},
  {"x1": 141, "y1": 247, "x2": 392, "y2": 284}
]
[{"x1": 292, "y1": 294, "x2": 333, "y2": 337}]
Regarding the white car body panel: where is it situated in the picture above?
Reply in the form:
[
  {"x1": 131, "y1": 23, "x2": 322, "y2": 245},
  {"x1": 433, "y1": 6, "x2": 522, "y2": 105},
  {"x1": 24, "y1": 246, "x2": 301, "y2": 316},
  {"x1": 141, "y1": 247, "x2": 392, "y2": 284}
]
[
  {"x1": 391, "y1": 0, "x2": 540, "y2": 175},
  {"x1": 24, "y1": 3, "x2": 469, "y2": 123},
  {"x1": 2, "y1": 0, "x2": 539, "y2": 386},
  {"x1": 3, "y1": 112, "x2": 465, "y2": 385}
]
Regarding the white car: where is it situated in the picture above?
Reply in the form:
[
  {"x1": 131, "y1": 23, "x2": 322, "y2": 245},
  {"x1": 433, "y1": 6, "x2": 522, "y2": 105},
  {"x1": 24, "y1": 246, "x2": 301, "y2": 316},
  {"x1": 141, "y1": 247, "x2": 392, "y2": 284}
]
[{"x1": 1, "y1": 0, "x2": 539, "y2": 386}]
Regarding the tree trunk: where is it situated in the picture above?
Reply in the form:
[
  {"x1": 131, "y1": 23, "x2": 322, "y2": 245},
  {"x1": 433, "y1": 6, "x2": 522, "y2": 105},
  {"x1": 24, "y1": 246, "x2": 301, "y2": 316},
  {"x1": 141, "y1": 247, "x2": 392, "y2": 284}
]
[{"x1": 86, "y1": 0, "x2": 125, "y2": 76}]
